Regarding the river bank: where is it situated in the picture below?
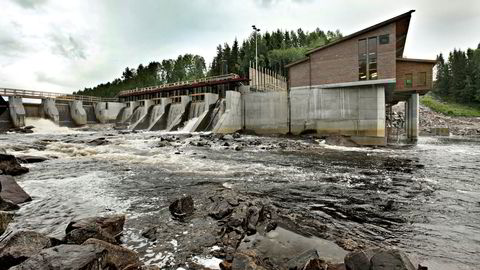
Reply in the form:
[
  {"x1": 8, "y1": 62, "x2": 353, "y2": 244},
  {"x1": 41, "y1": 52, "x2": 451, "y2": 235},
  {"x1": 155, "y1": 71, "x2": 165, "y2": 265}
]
[{"x1": 0, "y1": 121, "x2": 479, "y2": 269}]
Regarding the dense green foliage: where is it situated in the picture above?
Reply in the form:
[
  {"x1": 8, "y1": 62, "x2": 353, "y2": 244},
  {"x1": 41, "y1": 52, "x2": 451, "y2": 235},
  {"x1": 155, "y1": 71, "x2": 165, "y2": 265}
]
[
  {"x1": 209, "y1": 29, "x2": 343, "y2": 77},
  {"x1": 76, "y1": 54, "x2": 206, "y2": 97},
  {"x1": 76, "y1": 28, "x2": 342, "y2": 97},
  {"x1": 434, "y1": 44, "x2": 480, "y2": 105},
  {"x1": 420, "y1": 95, "x2": 480, "y2": 117}
]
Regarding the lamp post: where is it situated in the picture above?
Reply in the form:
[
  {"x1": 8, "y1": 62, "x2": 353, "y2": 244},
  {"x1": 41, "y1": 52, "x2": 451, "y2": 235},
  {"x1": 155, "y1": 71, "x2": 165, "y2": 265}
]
[{"x1": 252, "y1": 25, "x2": 260, "y2": 87}]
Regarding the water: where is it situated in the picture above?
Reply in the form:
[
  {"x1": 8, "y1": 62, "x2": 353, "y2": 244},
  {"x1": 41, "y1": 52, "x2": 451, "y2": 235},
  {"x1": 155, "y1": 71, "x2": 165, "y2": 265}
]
[{"x1": 1, "y1": 121, "x2": 479, "y2": 269}]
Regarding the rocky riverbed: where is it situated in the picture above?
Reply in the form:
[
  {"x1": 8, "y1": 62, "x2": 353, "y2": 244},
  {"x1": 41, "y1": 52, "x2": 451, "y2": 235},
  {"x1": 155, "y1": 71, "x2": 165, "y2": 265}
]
[{"x1": 0, "y1": 121, "x2": 479, "y2": 269}]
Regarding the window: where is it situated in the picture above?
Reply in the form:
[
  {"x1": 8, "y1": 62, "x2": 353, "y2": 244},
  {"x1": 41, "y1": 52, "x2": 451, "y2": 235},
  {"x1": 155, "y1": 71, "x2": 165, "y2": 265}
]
[
  {"x1": 358, "y1": 37, "x2": 378, "y2": 80},
  {"x1": 379, "y1": 34, "x2": 389, "y2": 44},
  {"x1": 417, "y1": 72, "x2": 427, "y2": 86},
  {"x1": 358, "y1": 39, "x2": 367, "y2": 80},
  {"x1": 368, "y1": 37, "x2": 377, "y2": 80},
  {"x1": 405, "y1": 73, "x2": 413, "y2": 88}
]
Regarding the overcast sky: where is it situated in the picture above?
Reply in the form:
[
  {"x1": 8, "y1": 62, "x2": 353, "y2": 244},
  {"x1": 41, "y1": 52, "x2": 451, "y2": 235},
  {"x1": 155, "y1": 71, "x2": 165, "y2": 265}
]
[{"x1": 1, "y1": 0, "x2": 479, "y2": 94}]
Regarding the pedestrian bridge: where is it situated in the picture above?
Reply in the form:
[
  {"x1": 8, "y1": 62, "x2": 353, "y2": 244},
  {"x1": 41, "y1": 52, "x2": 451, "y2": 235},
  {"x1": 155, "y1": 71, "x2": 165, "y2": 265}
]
[{"x1": 0, "y1": 87, "x2": 118, "y2": 102}]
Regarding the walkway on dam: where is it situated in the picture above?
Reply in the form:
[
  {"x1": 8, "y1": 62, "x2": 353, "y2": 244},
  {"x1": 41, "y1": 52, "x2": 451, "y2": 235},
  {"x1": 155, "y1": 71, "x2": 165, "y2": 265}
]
[{"x1": 0, "y1": 87, "x2": 118, "y2": 102}]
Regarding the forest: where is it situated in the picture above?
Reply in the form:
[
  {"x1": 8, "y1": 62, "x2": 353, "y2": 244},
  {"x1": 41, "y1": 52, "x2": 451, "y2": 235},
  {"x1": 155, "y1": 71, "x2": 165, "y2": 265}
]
[
  {"x1": 75, "y1": 28, "x2": 343, "y2": 97},
  {"x1": 433, "y1": 44, "x2": 480, "y2": 105}
]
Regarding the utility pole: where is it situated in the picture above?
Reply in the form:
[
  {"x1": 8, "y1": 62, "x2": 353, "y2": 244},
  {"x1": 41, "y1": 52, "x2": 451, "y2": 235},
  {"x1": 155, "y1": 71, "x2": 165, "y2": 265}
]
[{"x1": 252, "y1": 25, "x2": 260, "y2": 87}]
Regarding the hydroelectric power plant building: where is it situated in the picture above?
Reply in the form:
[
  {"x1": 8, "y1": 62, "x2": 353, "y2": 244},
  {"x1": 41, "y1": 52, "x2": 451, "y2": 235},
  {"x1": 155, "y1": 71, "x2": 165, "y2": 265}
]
[{"x1": 0, "y1": 10, "x2": 435, "y2": 145}]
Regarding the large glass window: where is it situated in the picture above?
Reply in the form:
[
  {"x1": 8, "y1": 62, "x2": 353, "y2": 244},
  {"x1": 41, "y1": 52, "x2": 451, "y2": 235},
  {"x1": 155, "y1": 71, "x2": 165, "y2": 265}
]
[
  {"x1": 417, "y1": 72, "x2": 426, "y2": 86},
  {"x1": 405, "y1": 73, "x2": 413, "y2": 88},
  {"x1": 368, "y1": 37, "x2": 377, "y2": 79},
  {"x1": 358, "y1": 39, "x2": 367, "y2": 80},
  {"x1": 358, "y1": 37, "x2": 378, "y2": 80}
]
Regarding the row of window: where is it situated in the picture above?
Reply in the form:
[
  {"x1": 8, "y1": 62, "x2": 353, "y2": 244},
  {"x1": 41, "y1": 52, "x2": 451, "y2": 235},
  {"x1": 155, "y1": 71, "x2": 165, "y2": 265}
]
[
  {"x1": 358, "y1": 37, "x2": 378, "y2": 80},
  {"x1": 404, "y1": 72, "x2": 427, "y2": 88}
]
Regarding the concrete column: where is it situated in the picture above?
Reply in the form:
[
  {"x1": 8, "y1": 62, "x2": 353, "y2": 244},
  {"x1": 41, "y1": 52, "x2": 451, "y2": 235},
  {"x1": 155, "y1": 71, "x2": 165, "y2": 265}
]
[
  {"x1": 94, "y1": 102, "x2": 125, "y2": 123},
  {"x1": 204, "y1": 93, "x2": 219, "y2": 111},
  {"x1": 8, "y1": 96, "x2": 25, "y2": 128},
  {"x1": 406, "y1": 93, "x2": 419, "y2": 142},
  {"x1": 70, "y1": 100, "x2": 87, "y2": 126},
  {"x1": 41, "y1": 98, "x2": 59, "y2": 123}
]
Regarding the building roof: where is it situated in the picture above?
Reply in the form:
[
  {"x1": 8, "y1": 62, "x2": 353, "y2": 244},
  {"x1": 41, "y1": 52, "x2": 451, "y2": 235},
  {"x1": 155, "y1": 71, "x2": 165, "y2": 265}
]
[
  {"x1": 396, "y1": 57, "x2": 437, "y2": 64},
  {"x1": 286, "y1": 10, "x2": 415, "y2": 68}
]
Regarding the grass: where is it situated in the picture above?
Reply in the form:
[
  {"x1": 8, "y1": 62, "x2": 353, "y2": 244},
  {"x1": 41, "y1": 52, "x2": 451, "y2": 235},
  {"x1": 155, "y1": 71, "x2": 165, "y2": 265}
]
[{"x1": 420, "y1": 95, "x2": 480, "y2": 117}]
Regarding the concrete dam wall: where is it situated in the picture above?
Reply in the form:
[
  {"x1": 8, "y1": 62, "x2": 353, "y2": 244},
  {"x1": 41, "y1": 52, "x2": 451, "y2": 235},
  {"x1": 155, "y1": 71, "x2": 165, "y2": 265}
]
[{"x1": 0, "y1": 97, "x2": 125, "y2": 129}]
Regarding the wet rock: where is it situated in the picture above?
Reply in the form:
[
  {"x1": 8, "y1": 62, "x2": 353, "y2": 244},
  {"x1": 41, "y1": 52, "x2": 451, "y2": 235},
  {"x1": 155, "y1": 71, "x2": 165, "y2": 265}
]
[
  {"x1": 83, "y1": 238, "x2": 141, "y2": 269},
  {"x1": 245, "y1": 206, "x2": 261, "y2": 235},
  {"x1": 0, "y1": 154, "x2": 29, "y2": 176},
  {"x1": 220, "y1": 259, "x2": 233, "y2": 270},
  {"x1": 336, "y1": 238, "x2": 360, "y2": 251},
  {"x1": 231, "y1": 250, "x2": 266, "y2": 270},
  {"x1": 10, "y1": 244, "x2": 108, "y2": 270},
  {"x1": 222, "y1": 134, "x2": 234, "y2": 140},
  {"x1": 141, "y1": 226, "x2": 158, "y2": 241},
  {"x1": 65, "y1": 215, "x2": 125, "y2": 244},
  {"x1": 227, "y1": 204, "x2": 247, "y2": 228},
  {"x1": 0, "y1": 176, "x2": 32, "y2": 204},
  {"x1": 0, "y1": 211, "x2": 14, "y2": 235},
  {"x1": 325, "y1": 136, "x2": 358, "y2": 147},
  {"x1": 16, "y1": 155, "x2": 49, "y2": 164},
  {"x1": 234, "y1": 146, "x2": 243, "y2": 151},
  {"x1": 0, "y1": 197, "x2": 19, "y2": 211},
  {"x1": 0, "y1": 230, "x2": 53, "y2": 268},
  {"x1": 88, "y1": 137, "x2": 109, "y2": 146},
  {"x1": 329, "y1": 264, "x2": 346, "y2": 270},
  {"x1": 209, "y1": 196, "x2": 233, "y2": 220},
  {"x1": 169, "y1": 195, "x2": 195, "y2": 219},
  {"x1": 344, "y1": 248, "x2": 379, "y2": 270},
  {"x1": 370, "y1": 249, "x2": 415, "y2": 270},
  {"x1": 287, "y1": 249, "x2": 322, "y2": 270}
]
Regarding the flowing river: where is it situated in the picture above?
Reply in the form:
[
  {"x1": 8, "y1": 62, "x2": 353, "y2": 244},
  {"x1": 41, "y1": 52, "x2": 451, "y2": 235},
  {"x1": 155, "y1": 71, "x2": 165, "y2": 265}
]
[{"x1": 1, "y1": 119, "x2": 479, "y2": 269}]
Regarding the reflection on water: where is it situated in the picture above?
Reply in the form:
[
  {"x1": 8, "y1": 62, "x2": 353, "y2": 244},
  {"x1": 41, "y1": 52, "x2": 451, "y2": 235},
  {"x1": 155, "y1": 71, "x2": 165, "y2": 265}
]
[{"x1": 0, "y1": 129, "x2": 479, "y2": 269}]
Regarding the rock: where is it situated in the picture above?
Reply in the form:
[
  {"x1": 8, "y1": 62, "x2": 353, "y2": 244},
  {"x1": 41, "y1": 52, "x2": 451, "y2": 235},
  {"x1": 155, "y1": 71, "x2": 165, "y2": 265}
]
[
  {"x1": 324, "y1": 136, "x2": 358, "y2": 147},
  {"x1": 141, "y1": 226, "x2": 158, "y2": 241},
  {"x1": 245, "y1": 206, "x2": 261, "y2": 235},
  {"x1": 231, "y1": 250, "x2": 266, "y2": 270},
  {"x1": 0, "y1": 176, "x2": 32, "y2": 204},
  {"x1": 65, "y1": 215, "x2": 125, "y2": 244},
  {"x1": 0, "y1": 154, "x2": 29, "y2": 176},
  {"x1": 329, "y1": 264, "x2": 346, "y2": 270},
  {"x1": 0, "y1": 230, "x2": 53, "y2": 268},
  {"x1": 0, "y1": 211, "x2": 14, "y2": 235},
  {"x1": 10, "y1": 244, "x2": 108, "y2": 270},
  {"x1": 83, "y1": 238, "x2": 141, "y2": 269},
  {"x1": 370, "y1": 249, "x2": 415, "y2": 270},
  {"x1": 169, "y1": 195, "x2": 195, "y2": 219},
  {"x1": 16, "y1": 155, "x2": 49, "y2": 164},
  {"x1": 209, "y1": 196, "x2": 233, "y2": 220},
  {"x1": 88, "y1": 137, "x2": 109, "y2": 146},
  {"x1": 0, "y1": 197, "x2": 19, "y2": 211},
  {"x1": 223, "y1": 134, "x2": 234, "y2": 140},
  {"x1": 287, "y1": 249, "x2": 321, "y2": 270},
  {"x1": 23, "y1": 126, "x2": 34, "y2": 130},
  {"x1": 220, "y1": 259, "x2": 233, "y2": 270},
  {"x1": 344, "y1": 248, "x2": 379, "y2": 270}
]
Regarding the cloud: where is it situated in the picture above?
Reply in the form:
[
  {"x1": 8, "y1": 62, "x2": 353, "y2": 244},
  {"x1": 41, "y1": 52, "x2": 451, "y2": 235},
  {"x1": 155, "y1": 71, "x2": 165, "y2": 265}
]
[
  {"x1": 49, "y1": 33, "x2": 87, "y2": 60},
  {"x1": 11, "y1": 0, "x2": 47, "y2": 9}
]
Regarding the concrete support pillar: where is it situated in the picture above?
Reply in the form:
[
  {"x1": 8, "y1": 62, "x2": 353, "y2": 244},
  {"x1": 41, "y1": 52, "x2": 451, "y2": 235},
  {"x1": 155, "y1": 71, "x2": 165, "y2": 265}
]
[
  {"x1": 8, "y1": 97, "x2": 25, "y2": 128},
  {"x1": 204, "y1": 93, "x2": 219, "y2": 111},
  {"x1": 406, "y1": 93, "x2": 419, "y2": 142},
  {"x1": 70, "y1": 100, "x2": 87, "y2": 126},
  {"x1": 41, "y1": 98, "x2": 59, "y2": 123}
]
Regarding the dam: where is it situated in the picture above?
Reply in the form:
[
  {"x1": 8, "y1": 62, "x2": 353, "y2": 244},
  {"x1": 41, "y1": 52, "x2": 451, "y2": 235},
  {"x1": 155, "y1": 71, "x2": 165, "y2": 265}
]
[{"x1": 0, "y1": 11, "x2": 435, "y2": 145}]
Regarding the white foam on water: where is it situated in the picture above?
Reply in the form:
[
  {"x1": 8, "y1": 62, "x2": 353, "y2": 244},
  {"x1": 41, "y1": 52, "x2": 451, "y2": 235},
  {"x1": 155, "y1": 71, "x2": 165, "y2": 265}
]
[{"x1": 25, "y1": 117, "x2": 79, "y2": 134}]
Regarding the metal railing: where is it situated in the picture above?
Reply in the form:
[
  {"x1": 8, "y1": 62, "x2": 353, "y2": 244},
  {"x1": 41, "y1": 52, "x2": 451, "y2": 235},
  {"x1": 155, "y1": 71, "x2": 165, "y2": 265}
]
[
  {"x1": 0, "y1": 88, "x2": 118, "y2": 102},
  {"x1": 118, "y1": 73, "x2": 241, "y2": 97}
]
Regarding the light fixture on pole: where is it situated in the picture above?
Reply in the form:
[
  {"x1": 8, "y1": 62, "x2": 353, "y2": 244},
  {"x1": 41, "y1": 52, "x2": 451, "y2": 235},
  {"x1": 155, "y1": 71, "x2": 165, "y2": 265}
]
[{"x1": 252, "y1": 25, "x2": 260, "y2": 86}]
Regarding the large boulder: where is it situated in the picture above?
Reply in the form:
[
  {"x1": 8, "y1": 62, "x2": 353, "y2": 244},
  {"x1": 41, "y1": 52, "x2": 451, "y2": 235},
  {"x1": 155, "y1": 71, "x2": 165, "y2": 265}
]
[
  {"x1": 0, "y1": 230, "x2": 53, "y2": 268},
  {"x1": 0, "y1": 176, "x2": 32, "y2": 204},
  {"x1": 0, "y1": 197, "x2": 19, "y2": 211},
  {"x1": 65, "y1": 214, "x2": 125, "y2": 244},
  {"x1": 0, "y1": 154, "x2": 29, "y2": 176},
  {"x1": 83, "y1": 238, "x2": 141, "y2": 269},
  {"x1": 370, "y1": 249, "x2": 415, "y2": 270},
  {"x1": 344, "y1": 248, "x2": 379, "y2": 270},
  {"x1": 287, "y1": 249, "x2": 326, "y2": 270},
  {"x1": 0, "y1": 211, "x2": 14, "y2": 235},
  {"x1": 169, "y1": 195, "x2": 195, "y2": 219},
  {"x1": 344, "y1": 248, "x2": 415, "y2": 270},
  {"x1": 10, "y1": 244, "x2": 108, "y2": 270},
  {"x1": 231, "y1": 250, "x2": 266, "y2": 270}
]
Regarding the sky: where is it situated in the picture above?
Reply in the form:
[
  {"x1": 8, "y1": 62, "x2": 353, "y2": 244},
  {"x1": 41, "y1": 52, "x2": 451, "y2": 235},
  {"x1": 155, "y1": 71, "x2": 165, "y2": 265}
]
[{"x1": 1, "y1": 0, "x2": 479, "y2": 94}]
